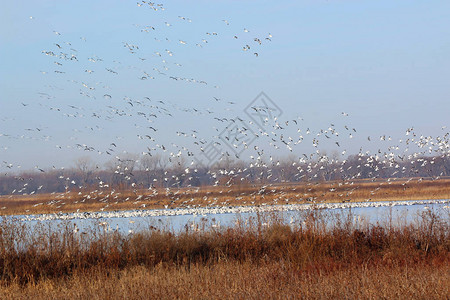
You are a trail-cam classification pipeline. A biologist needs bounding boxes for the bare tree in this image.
[105,154,138,188]
[139,154,162,187]
[278,154,297,182]
[74,156,96,187]
[169,155,186,187]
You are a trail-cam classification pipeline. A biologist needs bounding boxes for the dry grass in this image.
[1,261,448,300]
[1,177,450,216]
[0,208,448,298]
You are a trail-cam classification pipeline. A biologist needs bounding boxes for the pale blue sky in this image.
[1,0,449,170]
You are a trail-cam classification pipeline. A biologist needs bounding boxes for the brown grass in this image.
[1,261,448,300]
[1,177,450,216]
[0,208,448,298]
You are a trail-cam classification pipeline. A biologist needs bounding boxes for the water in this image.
[3,199,448,234]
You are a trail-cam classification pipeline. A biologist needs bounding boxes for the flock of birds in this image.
[1,1,449,216]
[22,199,448,224]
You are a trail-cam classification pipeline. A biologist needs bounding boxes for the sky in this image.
[1,0,449,171]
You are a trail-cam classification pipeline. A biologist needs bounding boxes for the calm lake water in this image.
[5,199,448,234]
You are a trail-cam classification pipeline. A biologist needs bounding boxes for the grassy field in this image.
[1,177,450,216]
[0,208,448,299]
[1,261,448,299]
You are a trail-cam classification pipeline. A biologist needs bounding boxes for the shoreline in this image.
[1,177,450,217]
[16,198,449,222]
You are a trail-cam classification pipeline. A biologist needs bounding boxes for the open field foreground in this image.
[1,178,450,216]
[0,209,448,299]
[1,261,448,300]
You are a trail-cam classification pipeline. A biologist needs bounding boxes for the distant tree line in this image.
[0,152,449,196]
